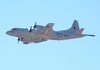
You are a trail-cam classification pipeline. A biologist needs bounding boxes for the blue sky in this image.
[0,0,100,70]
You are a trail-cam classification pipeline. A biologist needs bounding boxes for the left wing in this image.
[26,23,54,43]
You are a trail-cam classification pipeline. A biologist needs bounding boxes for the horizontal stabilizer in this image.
[74,28,84,34]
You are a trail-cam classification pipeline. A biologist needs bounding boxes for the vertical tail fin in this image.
[66,20,80,33]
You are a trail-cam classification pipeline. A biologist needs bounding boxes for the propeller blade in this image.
[34,22,36,28]
[17,37,20,44]
[18,40,19,44]
[30,26,32,29]
[29,26,32,33]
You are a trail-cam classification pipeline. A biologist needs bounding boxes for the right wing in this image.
[28,23,54,43]
[38,23,54,39]
[32,38,47,43]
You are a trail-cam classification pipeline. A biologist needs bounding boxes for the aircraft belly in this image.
[30,38,47,43]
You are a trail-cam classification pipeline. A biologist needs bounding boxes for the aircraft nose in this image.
[6,31,11,35]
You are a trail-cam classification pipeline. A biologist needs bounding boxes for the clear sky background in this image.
[0,0,100,70]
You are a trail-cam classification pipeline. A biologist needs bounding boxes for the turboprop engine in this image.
[34,25,44,30]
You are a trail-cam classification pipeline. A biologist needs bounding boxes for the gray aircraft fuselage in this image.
[6,20,95,44]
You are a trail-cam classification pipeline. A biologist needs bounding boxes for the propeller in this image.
[29,22,37,33]
[17,37,23,44]
[33,22,37,29]
[29,26,32,33]
[17,37,20,44]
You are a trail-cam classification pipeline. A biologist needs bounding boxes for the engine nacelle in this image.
[35,25,44,30]
[20,38,26,42]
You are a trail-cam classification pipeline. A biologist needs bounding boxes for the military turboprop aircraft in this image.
[6,20,95,44]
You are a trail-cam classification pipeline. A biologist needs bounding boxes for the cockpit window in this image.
[11,28,17,30]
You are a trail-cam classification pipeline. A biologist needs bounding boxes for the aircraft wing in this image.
[25,23,54,43]
[38,23,54,39]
